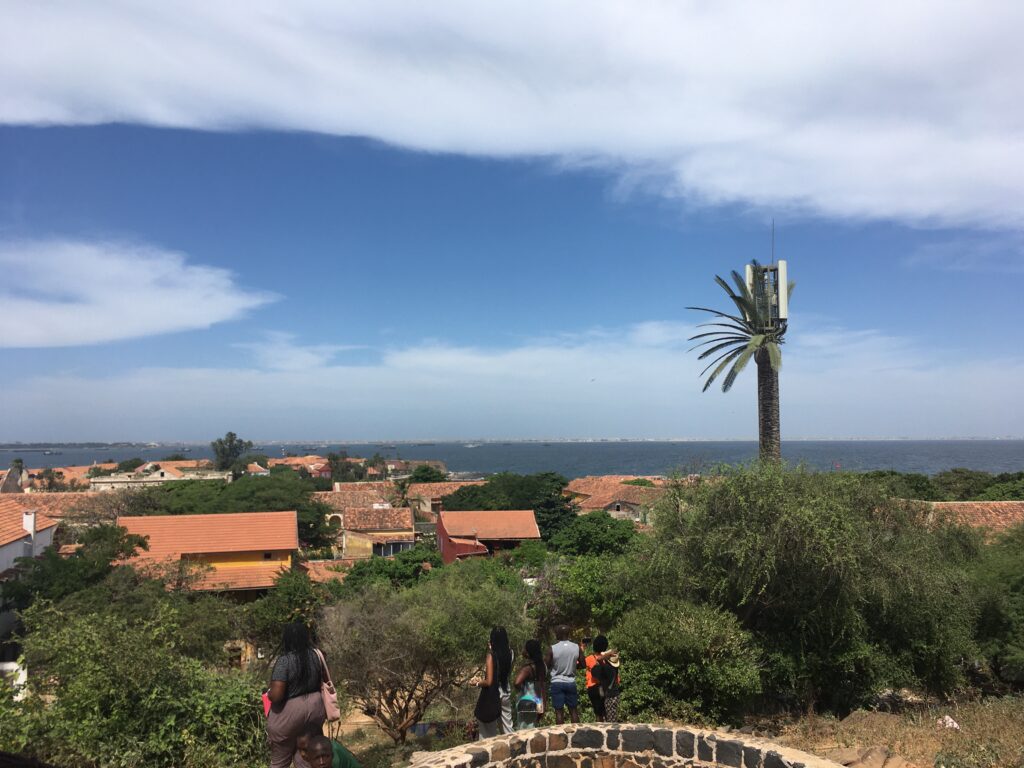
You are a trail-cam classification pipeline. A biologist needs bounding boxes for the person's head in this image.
[524,638,546,680]
[282,622,312,654]
[555,625,570,641]
[593,635,609,653]
[306,735,334,768]
[490,626,512,689]
[296,726,325,762]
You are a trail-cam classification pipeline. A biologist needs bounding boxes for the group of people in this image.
[472,624,621,738]
[264,621,623,768]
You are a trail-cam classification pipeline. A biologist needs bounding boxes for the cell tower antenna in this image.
[771,218,775,264]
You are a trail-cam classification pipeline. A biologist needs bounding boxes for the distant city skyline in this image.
[1,2,1022,441]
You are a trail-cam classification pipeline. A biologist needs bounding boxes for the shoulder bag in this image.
[313,648,342,722]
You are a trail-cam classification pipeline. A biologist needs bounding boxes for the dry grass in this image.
[776,697,1024,767]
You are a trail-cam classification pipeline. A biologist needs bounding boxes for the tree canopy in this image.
[441,472,576,540]
[210,431,254,471]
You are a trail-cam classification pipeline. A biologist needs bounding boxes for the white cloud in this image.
[2,2,1023,227]
[3,320,1022,441]
[236,331,363,371]
[0,239,275,347]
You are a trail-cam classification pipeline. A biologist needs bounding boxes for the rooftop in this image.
[118,510,298,559]
[439,510,541,541]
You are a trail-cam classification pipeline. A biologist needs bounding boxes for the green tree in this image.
[328,452,368,483]
[862,470,942,500]
[406,464,447,483]
[977,476,1024,501]
[210,431,254,471]
[933,467,995,500]
[245,570,330,649]
[688,263,794,462]
[972,524,1024,682]
[614,599,762,723]
[548,510,637,556]
[622,478,656,487]
[117,457,145,472]
[441,472,576,540]
[338,544,442,596]
[656,463,980,711]
[161,453,189,461]
[320,559,529,743]
[1,525,147,611]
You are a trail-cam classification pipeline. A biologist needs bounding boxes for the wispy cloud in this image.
[236,331,363,371]
[4,321,1022,440]
[2,2,1022,227]
[906,235,1024,274]
[0,239,275,347]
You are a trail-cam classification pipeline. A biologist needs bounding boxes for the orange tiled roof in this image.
[0,498,59,547]
[406,481,485,501]
[312,484,397,511]
[193,562,288,591]
[118,511,298,560]
[439,510,541,541]
[930,501,1024,535]
[343,507,414,532]
[247,463,269,473]
[576,483,666,512]
[27,463,116,488]
[268,455,329,468]
[0,491,99,519]
[301,559,357,584]
[566,475,665,498]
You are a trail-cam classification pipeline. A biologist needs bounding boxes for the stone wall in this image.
[409,724,842,768]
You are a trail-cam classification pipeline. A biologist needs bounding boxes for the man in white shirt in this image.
[545,625,584,724]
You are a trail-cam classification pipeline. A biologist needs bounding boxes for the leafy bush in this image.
[11,601,264,768]
[976,477,1024,501]
[972,524,1024,683]
[656,463,980,712]
[861,470,943,500]
[501,538,548,570]
[337,544,442,596]
[613,599,762,723]
[933,468,996,501]
[548,510,637,556]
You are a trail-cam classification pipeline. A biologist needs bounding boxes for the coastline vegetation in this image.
[0,463,1022,767]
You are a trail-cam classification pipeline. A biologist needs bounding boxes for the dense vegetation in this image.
[2,463,1023,768]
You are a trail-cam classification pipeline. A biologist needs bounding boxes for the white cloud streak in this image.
[236,332,363,371]
[0,239,275,347]
[4,320,1021,441]
[2,1,1023,227]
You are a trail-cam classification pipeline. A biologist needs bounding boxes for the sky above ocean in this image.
[1,2,1022,442]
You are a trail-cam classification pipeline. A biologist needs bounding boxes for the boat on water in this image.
[464,443,481,448]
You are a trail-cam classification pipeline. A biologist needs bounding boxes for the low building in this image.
[268,455,332,478]
[340,507,416,558]
[566,475,668,522]
[313,483,399,515]
[406,480,486,520]
[90,464,232,492]
[436,510,541,564]
[1,499,60,644]
[117,510,298,593]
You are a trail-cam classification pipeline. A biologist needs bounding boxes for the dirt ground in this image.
[775,697,1024,768]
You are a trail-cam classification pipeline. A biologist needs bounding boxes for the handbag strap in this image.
[313,647,333,686]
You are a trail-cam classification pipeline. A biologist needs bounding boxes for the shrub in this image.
[613,599,762,723]
[972,524,1024,683]
[548,510,638,556]
[655,463,980,712]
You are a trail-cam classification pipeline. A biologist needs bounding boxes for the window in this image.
[263,552,273,560]
[614,503,621,512]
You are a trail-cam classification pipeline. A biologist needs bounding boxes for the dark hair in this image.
[307,735,332,754]
[555,624,570,641]
[524,639,546,683]
[283,622,314,692]
[593,635,609,653]
[490,626,513,693]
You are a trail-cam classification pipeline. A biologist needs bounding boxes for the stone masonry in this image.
[409,724,843,768]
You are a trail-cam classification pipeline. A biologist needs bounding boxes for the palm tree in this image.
[687,263,793,462]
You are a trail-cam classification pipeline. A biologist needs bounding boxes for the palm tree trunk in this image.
[756,348,781,462]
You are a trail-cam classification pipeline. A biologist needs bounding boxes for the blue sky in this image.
[1,2,1022,441]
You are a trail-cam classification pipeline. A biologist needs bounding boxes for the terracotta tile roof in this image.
[301,559,357,584]
[193,562,288,591]
[268,455,329,468]
[0,491,99,519]
[247,463,269,473]
[566,475,665,498]
[312,484,398,511]
[576,484,666,512]
[118,511,298,560]
[439,510,541,541]
[930,501,1024,535]
[0,498,59,547]
[27,464,116,488]
[449,537,489,559]
[366,531,416,543]
[343,507,414,532]
[406,481,486,501]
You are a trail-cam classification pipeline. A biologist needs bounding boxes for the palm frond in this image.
[685,306,748,326]
[688,330,750,343]
[700,343,748,377]
[695,338,749,361]
[693,320,754,335]
[766,342,782,371]
[702,348,744,391]
[721,343,758,392]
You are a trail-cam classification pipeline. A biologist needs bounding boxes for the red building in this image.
[436,509,541,564]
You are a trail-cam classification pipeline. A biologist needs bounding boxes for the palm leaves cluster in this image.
[687,264,794,392]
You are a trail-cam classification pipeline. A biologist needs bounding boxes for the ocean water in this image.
[4,440,1023,478]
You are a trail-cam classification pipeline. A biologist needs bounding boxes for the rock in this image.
[825,747,864,765]
[849,746,889,768]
